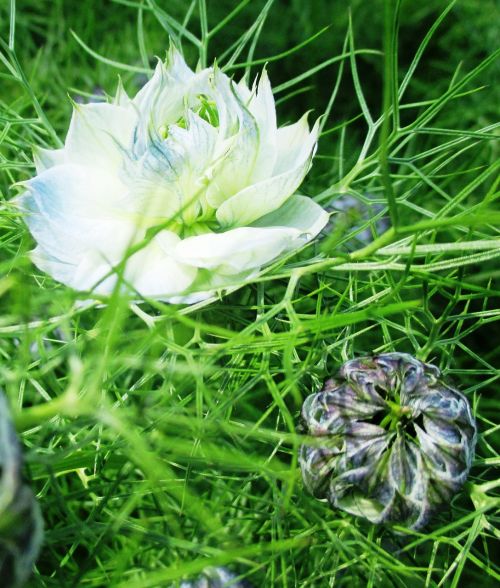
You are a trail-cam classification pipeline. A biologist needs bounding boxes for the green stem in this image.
[13,389,87,431]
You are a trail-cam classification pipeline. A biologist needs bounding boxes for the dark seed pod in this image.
[179,567,252,587]
[299,353,476,530]
[0,391,43,587]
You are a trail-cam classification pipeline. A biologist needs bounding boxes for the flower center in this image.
[151,94,222,235]
[159,94,220,139]
[381,400,412,431]
[196,94,219,127]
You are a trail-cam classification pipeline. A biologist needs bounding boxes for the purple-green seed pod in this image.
[0,391,43,588]
[299,353,476,530]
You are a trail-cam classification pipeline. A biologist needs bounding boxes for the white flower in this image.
[18,47,329,303]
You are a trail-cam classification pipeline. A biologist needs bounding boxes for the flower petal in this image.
[30,247,78,286]
[131,48,210,157]
[215,156,315,228]
[64,251,116,293]
[238,70,278,182]
[33,147,66,173]
[274,114,319,175]
[113,77,132,107]
[133,47,195,112]
[19,164,138,264]
[32,231,197,299]
[65,102,137,170]
[30,246,118,294]
[124,232,197,297]
[175,226,303,274]
[22,163,127,218]
[123,111,221,222]
[251,194,329,238]
[204,70,260,208]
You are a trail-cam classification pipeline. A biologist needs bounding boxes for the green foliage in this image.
[0,0,498,586]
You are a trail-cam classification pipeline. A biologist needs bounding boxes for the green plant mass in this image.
[0,0,498,586]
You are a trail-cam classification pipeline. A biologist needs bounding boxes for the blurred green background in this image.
[1,0,498,130]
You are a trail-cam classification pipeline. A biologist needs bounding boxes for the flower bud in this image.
[299,353,476,530]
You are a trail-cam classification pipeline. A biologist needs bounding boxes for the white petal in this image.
[235,76,252,102]
[33,147,66,173]
[242,70,278,182]
[210,68,247,138]
[165,265,259,303]
[31,247,117,294]
[131,49,210,157]
[124,232,197,297]
[133,47,194,111]
[274,114,319,175]
[175,226,303,274]
[132,61,186,155]
[71,251,117,293]
[251,194,329,238]
[113,78,132,107]
[204,70,259,208]
[123,112,220,222]
[64,102,136,170]
[23,163,126,217]
[32,230,197,299]
[165,290,214,305]
[19,164,139,264]
[31,247,77,285]
[215,156,314,228]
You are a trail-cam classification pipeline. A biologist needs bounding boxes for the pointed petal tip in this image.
[114,76,132,106]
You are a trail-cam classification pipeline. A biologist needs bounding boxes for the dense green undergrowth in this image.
[0,0,498,586]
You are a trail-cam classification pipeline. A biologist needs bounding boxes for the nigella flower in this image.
[299,353,476,530]
[17,47,328,303]
[0,391,43,587]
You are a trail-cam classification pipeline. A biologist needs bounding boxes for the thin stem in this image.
[198,0,208,67]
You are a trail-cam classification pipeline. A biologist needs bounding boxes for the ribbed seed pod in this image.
[0,391,43,588]
[299,353,476,530]
[179,567,252,587]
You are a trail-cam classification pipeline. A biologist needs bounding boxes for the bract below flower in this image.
[18,47,328,303]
